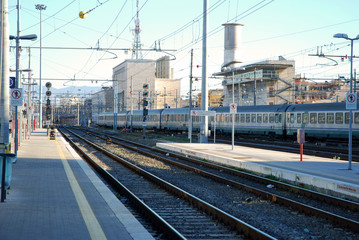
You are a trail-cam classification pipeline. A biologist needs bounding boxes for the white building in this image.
[112,57,181,111]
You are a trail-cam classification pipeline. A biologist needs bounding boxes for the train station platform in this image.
[0,129,154,240]
[157,142,359,201]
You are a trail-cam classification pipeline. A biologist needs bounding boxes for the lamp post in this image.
[333,33,359,170]
[35,4,46,128]
[224,67,245,150]
[10,0,37,153]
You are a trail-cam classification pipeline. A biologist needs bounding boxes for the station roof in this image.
[213,59,295,77]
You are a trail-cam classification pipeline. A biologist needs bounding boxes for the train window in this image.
[235,114,240,123]
[246,114,250,123]
[290,113,294,123]
[303,113,309,123]
[251,114,256,123]
[345,112,350,124]
[240,114,245,123]
[297,113,301,123]
[224,114,228,123]
[185,115,188,122]
[221,114,224,122]
[269,113,274,123]
[327,113,334,124]
[257,114,262,123]
[263,114,268,123]
[310,113,317,124]
[274,114,280,123]
[216,114,220,122]
[355,112,359,124]
[318,113,325,124]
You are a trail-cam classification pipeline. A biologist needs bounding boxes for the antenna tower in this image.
[132,0,142,59]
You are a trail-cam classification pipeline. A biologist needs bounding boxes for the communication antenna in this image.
[132,0,143,59]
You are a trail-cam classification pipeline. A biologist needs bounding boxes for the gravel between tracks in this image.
[78,130,359,240]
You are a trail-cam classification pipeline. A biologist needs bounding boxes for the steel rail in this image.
[81,128,359,233]
[63,127,276,240]
[58,128,186,240]
[87,128,359,212]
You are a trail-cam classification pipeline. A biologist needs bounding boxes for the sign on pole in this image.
[230,103,237,113]
[346,92,357,110]
[10,88,23,106]
[9,77,16,89]
[191,110,216,116]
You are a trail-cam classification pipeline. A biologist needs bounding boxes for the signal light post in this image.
[45,82,52,135]
[142,83,149,139]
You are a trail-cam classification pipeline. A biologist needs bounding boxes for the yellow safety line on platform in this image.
[55,139,107,240]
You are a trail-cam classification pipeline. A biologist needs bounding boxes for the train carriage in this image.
[97,112,114,127]
[286,102,359,139]
[161,108,191,132]
[161,107,218,132]
[212,105,289,136]
[130,109,163,130]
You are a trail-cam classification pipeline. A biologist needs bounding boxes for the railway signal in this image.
[45,82,52,129]
[142,83,150,139]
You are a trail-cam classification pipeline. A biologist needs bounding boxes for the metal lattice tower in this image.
[132,0,142,59]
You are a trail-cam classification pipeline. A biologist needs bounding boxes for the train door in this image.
[282,105,291,138]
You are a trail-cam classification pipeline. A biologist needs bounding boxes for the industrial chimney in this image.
[222,23,244,70]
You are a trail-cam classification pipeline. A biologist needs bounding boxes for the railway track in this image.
[66,127,359,239]
[59,127,274,240]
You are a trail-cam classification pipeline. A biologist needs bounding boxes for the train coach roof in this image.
[162,107,216,114]
[286,102,350,112]
[213,105,289,113]
[132,109,164,115]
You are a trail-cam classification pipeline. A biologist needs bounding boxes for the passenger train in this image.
[95,102,359,140]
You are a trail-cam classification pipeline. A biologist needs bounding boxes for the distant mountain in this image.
[47,86,103,97]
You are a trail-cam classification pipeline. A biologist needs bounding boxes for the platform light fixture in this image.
[35,4,46,128]
[333,33,359,170]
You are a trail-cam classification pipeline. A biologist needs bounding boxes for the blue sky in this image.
[8,0,359,95]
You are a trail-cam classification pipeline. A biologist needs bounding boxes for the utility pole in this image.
[0,0,10,153]
[254,67,257,106]
[188,49,193,142]
[14,0,20,153]
[130,77,133,131]
[200,0,209,143]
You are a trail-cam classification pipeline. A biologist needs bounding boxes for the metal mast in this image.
[132,0,142,59]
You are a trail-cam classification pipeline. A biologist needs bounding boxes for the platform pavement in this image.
[0,129,154,240]
[157,142,359,201]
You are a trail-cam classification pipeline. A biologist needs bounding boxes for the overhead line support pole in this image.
[200,0,209,143]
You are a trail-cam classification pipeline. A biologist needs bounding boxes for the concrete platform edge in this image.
[157,143,359,201]
[59,133,154,240]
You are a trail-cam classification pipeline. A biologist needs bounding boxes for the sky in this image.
[7,0,359,97]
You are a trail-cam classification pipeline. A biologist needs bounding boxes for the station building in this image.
[91,87,114,123]
[214,23,295,106]
[214,58,295,106]
[112,56,181,111]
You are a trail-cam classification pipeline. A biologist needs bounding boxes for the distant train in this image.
[95,102,359,140]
